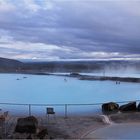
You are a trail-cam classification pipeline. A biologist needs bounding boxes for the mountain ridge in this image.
[0,57,140,73]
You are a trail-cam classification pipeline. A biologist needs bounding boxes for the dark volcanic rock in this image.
[70,72,80,76]
[102,102,119,114]
[37,129,48,139]
[137,103,140,111]
[119,102,137,112]
[26,134,32,139]
[15,116,38,134]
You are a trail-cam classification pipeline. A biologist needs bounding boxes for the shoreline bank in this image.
[1,71,140,83]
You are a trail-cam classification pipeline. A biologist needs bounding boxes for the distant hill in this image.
[22,60,140,73]
[0,57,140,73]
[0,57,23,72]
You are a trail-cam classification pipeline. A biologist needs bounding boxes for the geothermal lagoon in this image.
[0,73,140,116]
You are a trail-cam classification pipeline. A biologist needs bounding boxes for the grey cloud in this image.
[0,0,140,60]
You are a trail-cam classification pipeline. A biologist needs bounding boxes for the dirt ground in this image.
[39,115,106,139]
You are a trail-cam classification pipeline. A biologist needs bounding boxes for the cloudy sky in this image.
[0,0,140,61]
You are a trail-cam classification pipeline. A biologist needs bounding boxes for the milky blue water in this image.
[0,74,140,116]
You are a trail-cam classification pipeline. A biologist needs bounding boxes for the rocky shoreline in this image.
[19,72,140,83]
[78,75,140,83]
[1,69,140,83]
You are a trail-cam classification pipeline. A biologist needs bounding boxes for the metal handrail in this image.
[0,99,140,106]
[0,99,140,118]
